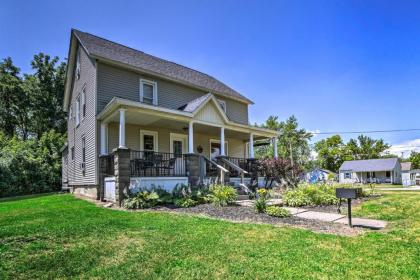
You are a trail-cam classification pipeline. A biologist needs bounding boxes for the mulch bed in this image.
[157,204,365,236]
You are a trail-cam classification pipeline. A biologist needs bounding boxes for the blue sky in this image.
[1,0,420,155]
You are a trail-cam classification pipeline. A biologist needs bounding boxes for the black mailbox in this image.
[336,188,362,199]
[336,187,362,228]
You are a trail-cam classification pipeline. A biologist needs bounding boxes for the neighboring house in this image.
[305,169,336,183]
[401,162,420,186]
[339,158,402,184]
[61,29,278,203]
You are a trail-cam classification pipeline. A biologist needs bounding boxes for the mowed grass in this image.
[0,193,419,279]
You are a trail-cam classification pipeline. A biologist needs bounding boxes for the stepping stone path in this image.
[236,200,387,230]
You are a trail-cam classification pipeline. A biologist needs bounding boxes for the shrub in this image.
[174,198,198,208]
[254,188,271,213]
[209,185,237,207]
[283,183,339,207]
[258,157,303,188]
[266,206,291,218]
[172,184,209,204]
[123,190,160,209]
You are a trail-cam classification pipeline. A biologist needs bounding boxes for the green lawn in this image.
[0,193,419,279]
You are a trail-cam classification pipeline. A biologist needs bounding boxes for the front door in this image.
[170,133,187,175]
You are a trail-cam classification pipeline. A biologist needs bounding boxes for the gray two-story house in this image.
[62,29,278,204]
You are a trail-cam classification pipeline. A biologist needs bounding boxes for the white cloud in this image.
[386,139,420,158]
[309,129,321,135]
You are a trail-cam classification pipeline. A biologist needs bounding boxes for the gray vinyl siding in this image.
[97,62,249,125]
[66,44,97,186]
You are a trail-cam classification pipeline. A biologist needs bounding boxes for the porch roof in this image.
[97,97,279,138]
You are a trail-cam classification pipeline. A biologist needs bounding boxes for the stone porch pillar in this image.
[114,147,130,206]
[185,153,201,186]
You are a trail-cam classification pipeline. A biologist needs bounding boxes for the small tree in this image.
[258,157,302,188]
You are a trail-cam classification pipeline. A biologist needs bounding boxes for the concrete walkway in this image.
[283,207,387,229]
[377,186,420,191]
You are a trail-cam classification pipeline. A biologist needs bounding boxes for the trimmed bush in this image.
[283,183,339,207]
[174,198,198,208]
[266,206,291,218]
[123,190,160,209]
[209,185,237,207]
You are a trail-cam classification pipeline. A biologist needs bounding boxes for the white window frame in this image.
[169,133,188,155]
[75,95,81,126]
[344,172,352,179]
[139,79,158,105]
[140,130,159,152]
[76,48,81,80]
[217,99,227,113]
[209,139,228,158]
[69,104,73,121]
[81,85,86,120]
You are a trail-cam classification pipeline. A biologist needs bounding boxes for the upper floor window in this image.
[75,95,81,126]
[81,86,86,119]
[140,79,157,105]
[81,136,86,175]
[69,104,73,121]
[76,48,81,80]
[217,99,227,113]
[71,146,75,160]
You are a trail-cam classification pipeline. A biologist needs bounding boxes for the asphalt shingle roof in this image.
[339,158,399,172]
[73,29,253,104]
[178,93,212,112]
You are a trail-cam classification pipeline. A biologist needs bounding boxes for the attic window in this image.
[140,79,157,105]
[217,99,226,112]
[76,48,81,80]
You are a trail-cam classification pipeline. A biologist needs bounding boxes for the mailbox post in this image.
[336,188,362,228]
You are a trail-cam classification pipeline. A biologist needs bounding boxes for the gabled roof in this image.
[70,29,253,105]
[401,162,412,171]
[178,93,230,123]
[178,93,213,112]
[339,158,400,172]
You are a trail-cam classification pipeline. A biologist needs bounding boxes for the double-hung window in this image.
[81,136,86,174]
[69,104,73,121]
[344,172,352,179]
[81,86,86,119]
[75,95,81,126]
[217,99,227,113]
[140,79,157,105]
[76,48,81,80]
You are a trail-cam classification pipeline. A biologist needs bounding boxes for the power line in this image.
[312,128,420,135]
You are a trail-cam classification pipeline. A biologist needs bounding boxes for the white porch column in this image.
[100,122,108,155]
[249,133,254,158]
[119,108,127,149]
[220,127,225,156]
[273,137,278,159]
[188,121,194,153]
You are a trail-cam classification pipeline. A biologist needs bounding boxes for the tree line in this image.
[0,54,66,197]
[256,115,420,173]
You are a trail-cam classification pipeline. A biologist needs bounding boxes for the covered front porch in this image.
[97,97,278,202]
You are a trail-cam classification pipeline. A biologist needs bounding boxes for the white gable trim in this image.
[191,94,230,124]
